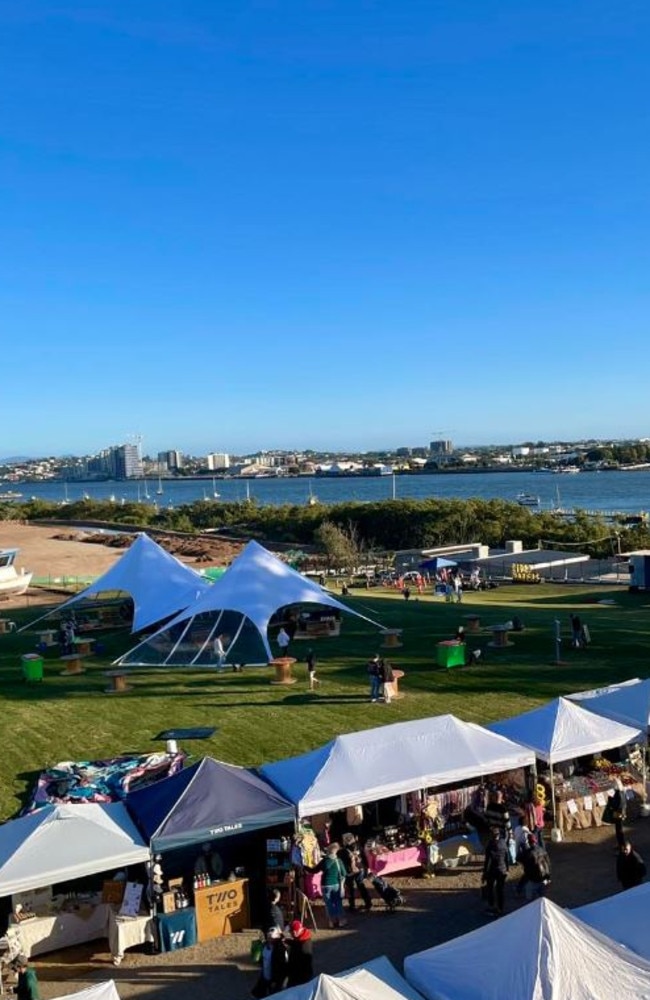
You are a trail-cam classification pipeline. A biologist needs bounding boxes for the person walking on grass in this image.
[306,649,320,690]
[378,658,395,704]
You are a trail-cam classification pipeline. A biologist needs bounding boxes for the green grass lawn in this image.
[2,581,650,821]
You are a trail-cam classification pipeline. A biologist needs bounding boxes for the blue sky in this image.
[1,1,649,456]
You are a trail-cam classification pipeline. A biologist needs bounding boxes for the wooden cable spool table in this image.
[381,628,403,649]
[488,626,513,649]
[104,669,132,694]
[269,657,297,685]
[59,654,87,676]
[463,614,481,632]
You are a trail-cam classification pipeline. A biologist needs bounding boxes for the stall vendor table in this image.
[436,641,465,669]
[107,911,155,965]
[555,780,645,835]
[194,878,249,940]
[366,845,426,876]
[13,904,155,962]
[156,908,197,953]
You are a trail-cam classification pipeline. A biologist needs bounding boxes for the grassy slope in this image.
[2,582,649,820]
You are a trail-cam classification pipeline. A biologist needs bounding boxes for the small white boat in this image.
[0,490,23,501]
[0,548,32,596]
[156,475,164,495]
[516,491,540,507]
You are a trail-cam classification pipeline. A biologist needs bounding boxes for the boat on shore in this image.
[0,548,33,596]
[516,491,540,507]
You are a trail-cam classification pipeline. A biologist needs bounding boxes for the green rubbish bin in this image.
[21,653,44,682]
[436,641,466,669]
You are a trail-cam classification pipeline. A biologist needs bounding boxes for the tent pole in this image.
[224,613,247,662]
[550,761,557,832]
[164,615,196,665]
[189,609,225,665]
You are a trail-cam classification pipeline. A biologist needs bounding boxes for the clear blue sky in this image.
[2,1,649,457]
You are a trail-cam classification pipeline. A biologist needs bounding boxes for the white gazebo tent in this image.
[57,984,122,1000]
[21,533,211,634]
[0,803,150,897]
[116,539,382,667]
[261,714,535,818]
[567,678,650,731]
[404,897,650,1000]
[488,697,643,828]
[573,883,650,961]
[274,955,426,1000]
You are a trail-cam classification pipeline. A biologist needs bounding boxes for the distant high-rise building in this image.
[119,443,143,479]
[207,452,230,470]
[429,439,453,455]
[158,450,183,470]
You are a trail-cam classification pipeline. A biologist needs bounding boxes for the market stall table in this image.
[270,657,297,686]
[366,845,426,876]
[107,910,155,965]
[194,878,250,940]
[12,902,111,958]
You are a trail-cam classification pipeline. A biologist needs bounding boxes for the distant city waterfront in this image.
[3,470,650,514]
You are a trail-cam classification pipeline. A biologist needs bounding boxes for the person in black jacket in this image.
[339,833,372,912]
[517,834,551,900]
[617,841,647,890]
[482,827,509,916]
[264,888,285,934]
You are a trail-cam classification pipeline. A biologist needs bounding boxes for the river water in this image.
[3,470,650,513]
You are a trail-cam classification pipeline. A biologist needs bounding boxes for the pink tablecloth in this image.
[303,872,322,900]
[367,845,425,875]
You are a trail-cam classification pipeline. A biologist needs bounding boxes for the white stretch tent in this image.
[566,678,650,731]
[117,539,382,666]
[261,714,535,818]
[0,803,150,896]
[22,533,211,634]
[488,697,642,826]
[404,897,650,1000]
[573,884,650,961]
[274,956,425,1000]
[57,984,122,1000]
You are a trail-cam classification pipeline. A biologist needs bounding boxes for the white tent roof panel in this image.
[404,898,650,1000]
[49,533,211,633]
[274,956,425,1000]
[0,803,150,897]
[261,714,535,817]
[57,984,122,1000]
[487,697,642,764]
[573,883,650,961]
[119,539,382,664]
[566,678,650,731]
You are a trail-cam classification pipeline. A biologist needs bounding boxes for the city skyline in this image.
[2,2,649,454]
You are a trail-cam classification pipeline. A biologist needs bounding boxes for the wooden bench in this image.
[59,654,87,676]
[104,669,132,694]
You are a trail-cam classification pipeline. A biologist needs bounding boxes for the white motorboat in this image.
[0,548,33,596]
[0,490,23,501]
[516,491,541,507]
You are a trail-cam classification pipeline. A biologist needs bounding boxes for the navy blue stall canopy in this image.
[125,757,295,851]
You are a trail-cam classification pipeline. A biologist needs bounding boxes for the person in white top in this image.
[213,633,227,671]
[277,627,291,655]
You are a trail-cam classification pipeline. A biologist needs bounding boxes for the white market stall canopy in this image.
[0,803,150,897]
[573,883,650,962]
[117,539,383,666]
[566,678,650,732]
[404,897,650,1000]
[274,956,426,1000]
[23,533,211,634]
[57,984,122,1000]
[260,714,535,818]
[487,696,643,765]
